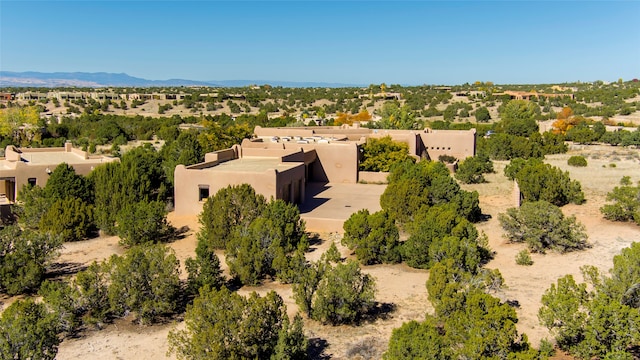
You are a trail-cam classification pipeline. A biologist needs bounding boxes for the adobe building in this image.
[174,126,476,216]
[496,90,574,101]
[0,142,118,204]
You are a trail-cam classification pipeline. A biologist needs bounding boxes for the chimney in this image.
[64,141,72,152]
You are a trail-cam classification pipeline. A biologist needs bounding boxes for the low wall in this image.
[204,148,236,162]
[358,171,389,184]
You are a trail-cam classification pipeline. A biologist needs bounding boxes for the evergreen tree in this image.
[0,298,61,360]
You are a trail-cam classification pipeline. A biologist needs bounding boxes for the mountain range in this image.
[0,71,361,88]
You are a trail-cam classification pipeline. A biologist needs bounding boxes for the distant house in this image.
[495,90,574,101]
[0,142,118,204]
[0,93,15,101]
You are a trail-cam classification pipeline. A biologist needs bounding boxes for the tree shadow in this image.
[307,232,323,247]
[361,301,397,323]
[158,225,190,243]
[46,262,88,279]
[308,337,331,360]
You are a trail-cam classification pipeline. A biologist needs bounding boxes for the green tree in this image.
[454,155,494,184]
[402,204,483,270]
[380,160,481,225]
[600,177,640,224]
[0,226,62,295]
[272,314,308,360]
[499,201,589,253]
[293,257,331,318]
[197,184,266,250]
[16,184,53,230]
[185,245,225,295]
[168,287,304,360]
[384,318,451,359]
[115,200,173,247]
[497,99,540,137]
[359,136,414,172]
[225,199,307,285]
[506,158,584,206]
[107,244,181,323]
[474,106,491,122]
[342,209,401,265]
[91,144,169,234]
[160,131,203,184]
[539,247,640,359]
[378,102,417,129]
[403,257,534,359]
[39,280,83,335]
[44,162,93,203]
[39,197,95,242]
[312,260,376,325]
[73,261,111,325]
[0,298,61,360]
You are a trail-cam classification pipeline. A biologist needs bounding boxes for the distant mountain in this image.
[0,71,217,87]
[212,79,363,88]
[0,71,361,88]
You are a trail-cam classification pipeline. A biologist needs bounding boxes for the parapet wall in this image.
[204,147,237,163]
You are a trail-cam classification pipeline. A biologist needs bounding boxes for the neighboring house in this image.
[0,142,118,204]
[174,126,476,215]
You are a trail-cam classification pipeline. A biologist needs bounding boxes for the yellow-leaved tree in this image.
[0,106,42,145]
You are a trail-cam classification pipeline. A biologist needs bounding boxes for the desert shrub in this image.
[168,287,307,360]
[342,209,401,265]
[515,249,533,266]
[225,199,308,285]
[568,155,588,167]
[438,154,457,164]
[0,226,62,295]
[293,258,376,326]
[312,260,376,325]
[539,243,640,358]
[600,176,640,224]
[0,298,61,360]
[454,155,494,184]
[499,201,589,253]
[380,160,481,225]
[39,197,95,242]
[115,200,173,247]
[505,158,585,206]
[197,184,266,250]
[107,244,181,323]
[402,204,487,271]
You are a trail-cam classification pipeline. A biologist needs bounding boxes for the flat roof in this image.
[17,152,108,165]
[202,156,301,173]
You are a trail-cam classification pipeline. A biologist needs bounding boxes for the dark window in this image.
[27,178,37,186]
[199,185,209,201]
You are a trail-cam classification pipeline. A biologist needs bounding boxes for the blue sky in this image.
[1,1,638,85]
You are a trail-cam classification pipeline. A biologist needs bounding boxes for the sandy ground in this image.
[13,144,640,359]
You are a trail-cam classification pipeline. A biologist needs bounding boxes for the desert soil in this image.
[17,144,640,359]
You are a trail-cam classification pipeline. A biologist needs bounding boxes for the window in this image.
[27,178,37,187]
[198,185,210,201]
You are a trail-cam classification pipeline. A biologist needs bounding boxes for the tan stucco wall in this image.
[419,129,476,160]
[358,171,390,184]
[0,144,117,201]
[283,142,359,183]
[174,162,306,216]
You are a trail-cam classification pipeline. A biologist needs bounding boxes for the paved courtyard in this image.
[299,182,387,232]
